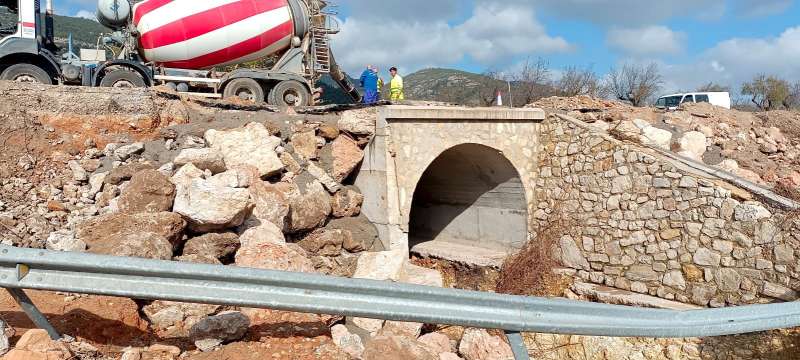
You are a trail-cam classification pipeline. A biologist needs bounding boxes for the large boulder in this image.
[3,329,72,360]
[286,179,332,233]
[238,221,286,248]
[248,180,294,230]
[90,231,174,260]
[204,122,283,177]
[418,332,455,355]
[173,148,226,174]
[353,249,406,281]
[324,134,364,182]
[182,232,240,260]
[206,166,258,189]
[117,170,176,214]
[458,328,514,360]
[104,162,154,185]
[173,178,254,232]
[326,215,381,252]
[331,324,365,358]
[676,131,707,160]
[143,300,220,337]
[639,126,673,150]
[189,311,250,352]
[77,212,186,252]
[170,163,207,188]
[331,187,364,218]
[45,230,86,252]
[235,242,314,273]
[338,108,376,136]
[361,334,437,360]
[290,130,319,160]
[297,228,350,256]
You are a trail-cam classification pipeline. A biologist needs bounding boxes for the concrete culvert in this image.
[409,143,527,255]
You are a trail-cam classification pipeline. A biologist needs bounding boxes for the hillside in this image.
[0,8,108,49]
[404,68,507,106]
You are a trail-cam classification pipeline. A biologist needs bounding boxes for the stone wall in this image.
[535,115,800,306]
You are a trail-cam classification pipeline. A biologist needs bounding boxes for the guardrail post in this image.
[6,288,61,340]
[505,331,530,360]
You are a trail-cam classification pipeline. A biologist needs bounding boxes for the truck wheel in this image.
[269,80,311,107]
[223,78,265,103]
[0,64,53,84]
[100,69,146,88]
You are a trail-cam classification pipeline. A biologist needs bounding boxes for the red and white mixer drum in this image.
[132,0,297,69]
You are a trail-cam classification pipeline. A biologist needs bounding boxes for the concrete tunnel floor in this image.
[408,143,528,268]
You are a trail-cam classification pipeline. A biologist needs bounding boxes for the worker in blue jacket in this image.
[360,65,379,104]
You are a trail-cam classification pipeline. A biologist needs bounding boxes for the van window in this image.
[664,96,682,107]
[656,98,666,107]
[682,95,694,104]
[696,94,710,103]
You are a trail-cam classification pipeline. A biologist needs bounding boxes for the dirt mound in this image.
[534,95,800,193]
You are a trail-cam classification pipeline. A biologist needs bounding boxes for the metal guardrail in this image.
[1,245,800,360]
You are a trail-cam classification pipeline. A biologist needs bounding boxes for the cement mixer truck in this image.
[0,0,360,106]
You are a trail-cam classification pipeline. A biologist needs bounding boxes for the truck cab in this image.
[0,0,63,84]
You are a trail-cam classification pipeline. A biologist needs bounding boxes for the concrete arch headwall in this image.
[354,106,545,254]
[408,143,528,251]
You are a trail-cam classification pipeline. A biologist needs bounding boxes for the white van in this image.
[655,92,731,110]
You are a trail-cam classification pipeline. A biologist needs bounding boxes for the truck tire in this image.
[0,64,53,84]
[223,78,265,103]
[100,69,146,88]
[268,80,311,107]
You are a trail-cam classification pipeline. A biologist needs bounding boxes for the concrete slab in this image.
[380,105,546,122]
[571,282,701,311]
[411,240,513,269]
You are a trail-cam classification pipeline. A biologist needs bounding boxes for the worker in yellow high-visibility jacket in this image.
[389,67,404,101]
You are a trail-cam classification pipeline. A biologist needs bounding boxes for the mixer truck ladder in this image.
[311,29,331,74]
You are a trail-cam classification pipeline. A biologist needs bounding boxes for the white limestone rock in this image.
[676,131,707,160]
[173,178,253,232]
[173,148,226,174]
[204,122,283,177]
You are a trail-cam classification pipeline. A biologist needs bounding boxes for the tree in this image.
[556,65,605,98]
[606,62,663,107]
[476,68,505,107]
[511,57,553,105]
[785,81,800,109]
[741,74,790,111]
[697,82,731,93]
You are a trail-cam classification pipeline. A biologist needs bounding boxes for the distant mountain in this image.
[318,68,536,106]
[1,7,109,50]
[403,68,508,106]
[52,13,109,49]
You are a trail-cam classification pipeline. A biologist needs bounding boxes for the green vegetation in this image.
[1,7,109,50]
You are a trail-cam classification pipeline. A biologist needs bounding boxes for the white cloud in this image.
[331,3,571,74]
[526,0,727,25]
[661,26,800,92]
[733,0,793,17]
[607,26,686,56]
[74,10,95,20]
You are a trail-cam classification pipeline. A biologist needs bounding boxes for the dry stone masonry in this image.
[535,114,800,306]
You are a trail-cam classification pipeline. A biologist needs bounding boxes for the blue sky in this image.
[58,0,800,93]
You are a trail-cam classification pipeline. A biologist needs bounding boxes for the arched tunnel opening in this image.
[408,144,528,254]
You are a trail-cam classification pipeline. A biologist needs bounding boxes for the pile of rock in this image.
[535,97,800,192]
[3,108,381,353]
[330,252,513,360]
